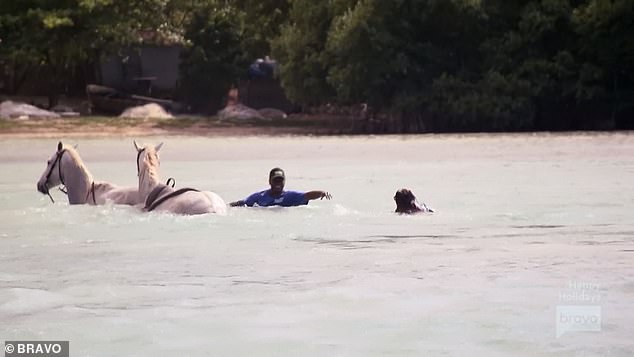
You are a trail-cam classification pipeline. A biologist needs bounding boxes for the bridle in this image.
[136,148,145,176]
[43,150,67,203]
[43,149,96,205]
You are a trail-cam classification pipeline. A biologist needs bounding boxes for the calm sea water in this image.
[0,134,633,356]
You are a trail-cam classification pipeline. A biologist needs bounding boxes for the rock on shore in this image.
[0,101,61,119]
[217,104,268,122]
[258,108,287,120]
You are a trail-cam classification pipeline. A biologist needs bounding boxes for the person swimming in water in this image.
[394,188,433,214]
[230,167,332,207]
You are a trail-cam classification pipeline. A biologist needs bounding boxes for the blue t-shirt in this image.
[244,190,308,207]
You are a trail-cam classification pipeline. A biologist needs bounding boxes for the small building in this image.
[99,45,182,97]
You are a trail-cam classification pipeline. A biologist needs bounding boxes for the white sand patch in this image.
[119,103,173,119]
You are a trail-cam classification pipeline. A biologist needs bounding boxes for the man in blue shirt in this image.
[230,167,332,207]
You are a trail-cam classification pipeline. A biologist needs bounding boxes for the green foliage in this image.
[271,0,340,105]
[0,0,177,103]
[2,0,631,130]
[326,1,482,101]
[432,71,535,130]
[234,0,290,60]
[268,0,634,131]
[573,0,634,120]
[322,0,491,129]
[179,3,246,113]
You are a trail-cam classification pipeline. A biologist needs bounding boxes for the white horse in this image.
[134,141,227,215]
[36,141,140,205]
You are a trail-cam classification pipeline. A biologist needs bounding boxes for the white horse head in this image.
[37,141,95,204]
[37,141,65,193]
[134,140,164,200]
[134,140,227,215]
[36,141,140,205]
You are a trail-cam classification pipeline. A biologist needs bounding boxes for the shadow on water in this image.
[365,234,459,239]
[293,234,461,249]
[510,225,566,229]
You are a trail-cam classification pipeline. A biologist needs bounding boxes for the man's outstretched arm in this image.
[304,191,332,201]
[231,192,260,207]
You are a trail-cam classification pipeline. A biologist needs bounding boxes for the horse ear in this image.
[57,141,63,152]
[133,140,141,152]
[155,142,164,152]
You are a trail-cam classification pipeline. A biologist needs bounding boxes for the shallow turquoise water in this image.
[1,134,633,356]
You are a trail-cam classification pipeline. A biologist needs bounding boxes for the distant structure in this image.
[100,46,182,97]
[240,56,294,113]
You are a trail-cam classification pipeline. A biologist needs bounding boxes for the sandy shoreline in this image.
[3,117,632,139]
[0,116,347,138]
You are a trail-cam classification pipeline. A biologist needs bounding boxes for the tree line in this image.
[1,0,632,131]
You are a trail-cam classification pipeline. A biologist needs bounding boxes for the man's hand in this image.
[304,191,332,201]
[320,191,332,200]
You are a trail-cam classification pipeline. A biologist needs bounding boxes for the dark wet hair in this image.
[394,188,421,214]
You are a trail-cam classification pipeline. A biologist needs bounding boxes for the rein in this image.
[145,188,199,212]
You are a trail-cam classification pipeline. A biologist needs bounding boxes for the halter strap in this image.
[43,150,66,203]
[85,181,96,205]
[45,149,66,185]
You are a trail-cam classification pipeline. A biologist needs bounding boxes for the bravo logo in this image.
[556,305,602,338]
[17,343,62,354]
[4,341,68,357]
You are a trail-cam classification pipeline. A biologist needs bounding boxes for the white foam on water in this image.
[0,288,68,316]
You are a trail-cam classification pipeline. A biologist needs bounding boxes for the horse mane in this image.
[139,144,162,186]
[63,146,92,177]
[141,145,160,170]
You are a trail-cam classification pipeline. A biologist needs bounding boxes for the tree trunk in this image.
[8,59,30,95]
[47,86,59,109]
[47,67,62,109]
